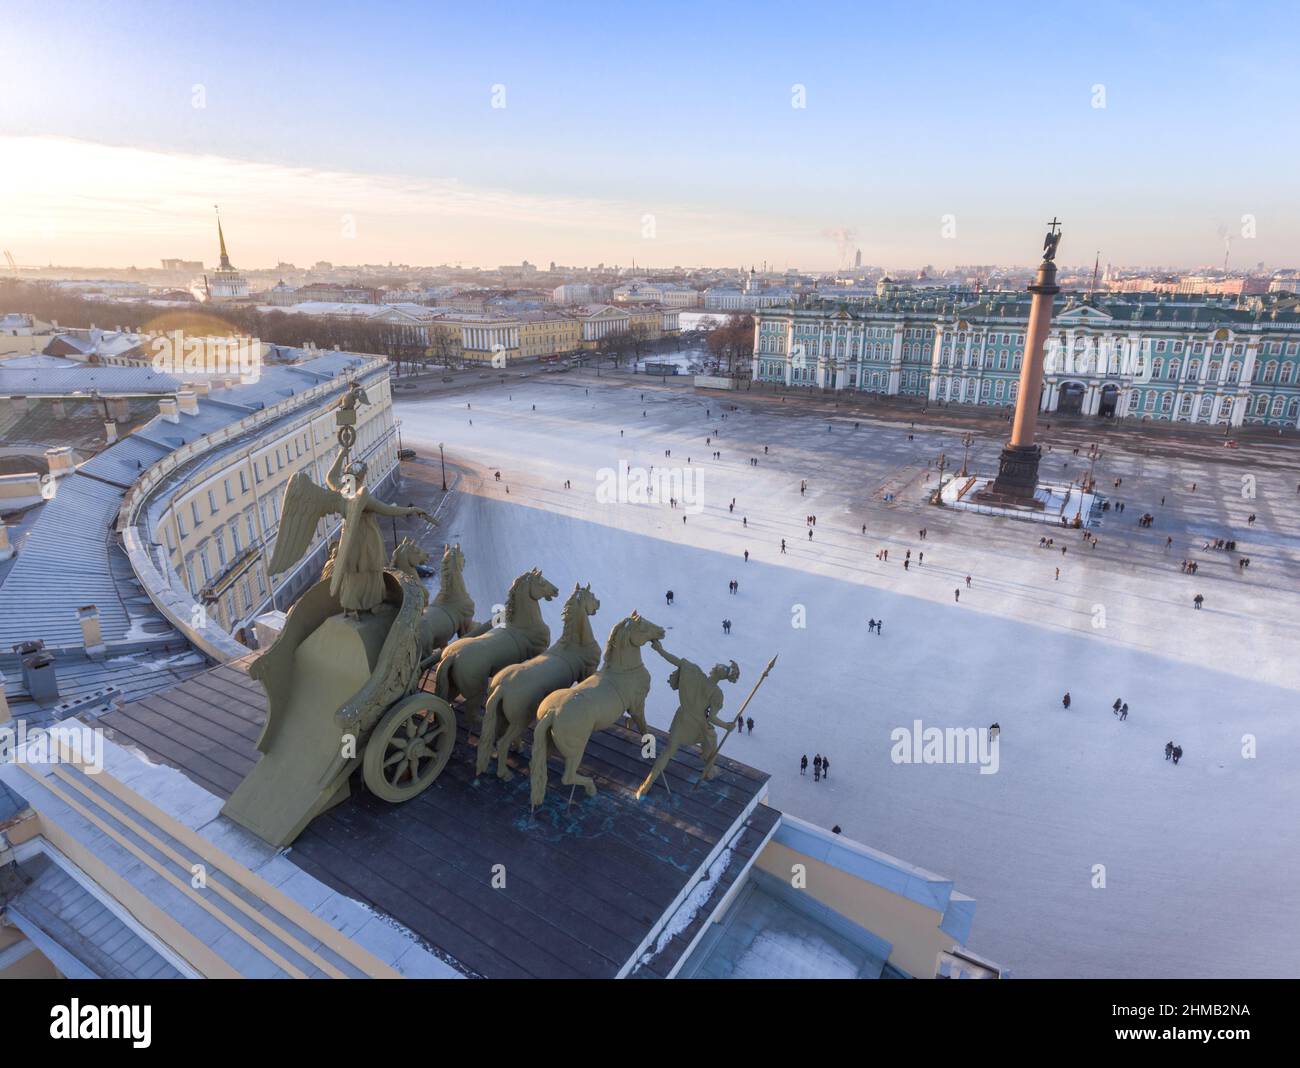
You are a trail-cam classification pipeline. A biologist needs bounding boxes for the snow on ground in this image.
[396,374,1300,978]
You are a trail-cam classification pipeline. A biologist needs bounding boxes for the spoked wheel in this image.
[363,693,457,802]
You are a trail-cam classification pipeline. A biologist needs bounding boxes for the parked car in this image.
[398,448,417,461]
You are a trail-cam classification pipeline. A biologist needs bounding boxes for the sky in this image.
[1,0,1297,271]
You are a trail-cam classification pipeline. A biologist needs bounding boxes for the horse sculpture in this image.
[529,612,665,808]
[475,582,601,780]
[433,568,558,711]
[391,540,483,657]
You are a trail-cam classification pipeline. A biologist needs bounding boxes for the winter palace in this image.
[751,292,1300,428]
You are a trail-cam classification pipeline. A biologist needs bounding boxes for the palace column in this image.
[983,224,1062,501]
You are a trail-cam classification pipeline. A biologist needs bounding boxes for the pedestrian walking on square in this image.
[746,717,753,734]
[800,755,808,775]
[868,618,876,633]
[1193,593,1204,610]
[1120,703,1128,721]
[1165,741,1174,760]
[1172,745,1183,765]
[666,590,674,606]
[954,588,960,602]
[1113,698,1122,714]
[821,756,829,778]
[1062,692,1071,710]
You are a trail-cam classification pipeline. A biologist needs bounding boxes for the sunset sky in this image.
[2,0,1297,271]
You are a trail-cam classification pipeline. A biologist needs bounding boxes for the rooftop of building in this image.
[0,364,184,398]
[0,349,380,658]
[95,658,778,979]
[764,290,1300,326]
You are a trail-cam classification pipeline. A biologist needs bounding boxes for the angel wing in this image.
[267,471,345,576]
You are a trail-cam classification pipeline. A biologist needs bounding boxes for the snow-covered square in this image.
[396,371,1300,978]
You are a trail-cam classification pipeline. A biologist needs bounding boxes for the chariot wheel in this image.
[363,693,457,802]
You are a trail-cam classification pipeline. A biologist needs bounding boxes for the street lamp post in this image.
[439,441,447,492]
[1075,443,1101,525]
[395,418,403,455]
[959,433,974,477]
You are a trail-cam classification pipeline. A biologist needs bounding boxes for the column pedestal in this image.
[976,444,1044,507]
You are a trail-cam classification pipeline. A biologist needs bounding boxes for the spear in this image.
[692,653,778,790]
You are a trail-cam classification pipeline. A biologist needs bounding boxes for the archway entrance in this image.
[1057,382,1085,415]
[1097,384,1120,418]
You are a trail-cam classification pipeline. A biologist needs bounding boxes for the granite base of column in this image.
[974,444,1045,507]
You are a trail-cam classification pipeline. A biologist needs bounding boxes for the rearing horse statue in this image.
[476,582,601,780]
[433,568,558,712]
[529,611,665,808]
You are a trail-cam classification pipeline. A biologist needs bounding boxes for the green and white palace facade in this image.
[751,294,1300,428]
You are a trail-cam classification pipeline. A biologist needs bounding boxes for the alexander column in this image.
[982,219,1062,502]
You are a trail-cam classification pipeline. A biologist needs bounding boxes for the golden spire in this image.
[215,204,232,271]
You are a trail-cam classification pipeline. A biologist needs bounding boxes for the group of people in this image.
[800,753,831,781]
[866,618,885,634]
[1061,693,1186,765]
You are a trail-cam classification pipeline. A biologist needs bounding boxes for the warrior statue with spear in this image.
[634,640,777,799]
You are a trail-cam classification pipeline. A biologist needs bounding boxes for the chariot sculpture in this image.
[220,381,775,846]
[221,396,466,847]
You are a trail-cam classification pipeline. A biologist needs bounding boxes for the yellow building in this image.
[428,312,584,365]
[149,368,396,641]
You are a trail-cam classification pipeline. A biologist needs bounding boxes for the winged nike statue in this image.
[268,448,436,615]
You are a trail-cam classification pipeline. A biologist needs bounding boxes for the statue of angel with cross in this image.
[1042,218,1063,263]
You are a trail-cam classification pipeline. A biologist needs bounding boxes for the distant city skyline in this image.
[3,0,1298,271]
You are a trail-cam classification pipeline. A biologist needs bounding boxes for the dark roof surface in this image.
[101,660,776,978]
